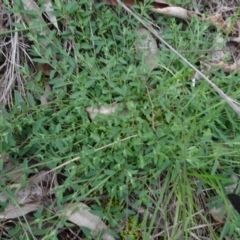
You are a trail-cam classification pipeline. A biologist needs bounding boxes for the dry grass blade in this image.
[0,22,25,107]
[116,0,240,118]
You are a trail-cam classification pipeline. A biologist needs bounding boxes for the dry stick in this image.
[116,0,240,117]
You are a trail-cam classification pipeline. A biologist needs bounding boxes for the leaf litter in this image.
[0,162,116,239]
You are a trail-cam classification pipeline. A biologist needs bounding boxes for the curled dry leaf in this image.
[107,0,238,37]
[43,0,60,32]
[105,0,198,20]
[0,203,41,219]
[63,203,115,240]
[135,28,158,72]
[208,60,240,73]
[106,0,235,35]
[204,14,236,35]
[86,103,119,120]
[151,6,198,20]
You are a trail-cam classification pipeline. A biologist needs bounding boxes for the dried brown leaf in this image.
[63,203,115,240]
[205,14,236,35]
[43,0,60,32]
[135,28,158,72]
[0,203,40,219]
[151,6,198,20]
[208,60,240,73]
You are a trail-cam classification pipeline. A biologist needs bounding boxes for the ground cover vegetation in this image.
[1,0,240,239]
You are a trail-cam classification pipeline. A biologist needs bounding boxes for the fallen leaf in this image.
[63,202,116,240]
[0,203,41,219]
[86,103,119,120]
[105,0,235,35]
[135,28,158,72]
[207,60,240,73]
[151,6,198,20]
[204,14,236,35]
[43,0,60,32]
